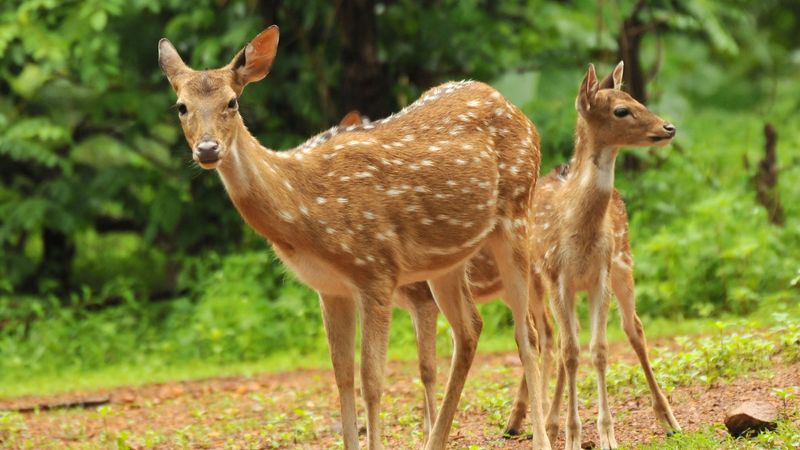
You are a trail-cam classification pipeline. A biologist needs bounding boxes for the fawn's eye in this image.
[227,97,238,109]
[177,103,187,115]
[613,107,629,118]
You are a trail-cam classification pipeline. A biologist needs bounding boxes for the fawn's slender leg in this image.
[358,284,395,450]
[319,294,358,450]
[550,276,581,450]
[409,298,439,444]
[488,231,551,450]
[546,348,566,444]
[424,266,482,450]
[611,264,681,434]
[588,271,618,450]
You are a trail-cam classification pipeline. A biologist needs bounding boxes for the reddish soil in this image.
[1,342,798,449]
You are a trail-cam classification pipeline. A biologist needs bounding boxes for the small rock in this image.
[724,400,778,437]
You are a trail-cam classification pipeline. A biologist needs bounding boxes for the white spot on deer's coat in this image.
[326,227,336,234]
[334,144,345,150]
[278,211,295,222]
[421,159,433,166]
[446,180,457,187]
[355,172,373,178]
[283,180,293,191]
[421,218,433,225]
[455,159,467,165]
[467,99,481,107]
[337,197,349,204]
[363,211,376,220]
[299,205,309,216]
[428,145,441,152]
[387,189,404,196]
[316,197,327,205]
[405,204,420,212]
[414,186,428,193]
[340,176,351,182]
[355,258,366,266]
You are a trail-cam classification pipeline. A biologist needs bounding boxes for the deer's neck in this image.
[563,123,618,233]
[215,122,300,247]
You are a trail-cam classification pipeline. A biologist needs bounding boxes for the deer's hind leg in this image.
[487,228,551,450]
[357,282,396,450]
[402,285,439,445]
[424,265,482,450]
[504,271,554,438]
[611,261,681,434]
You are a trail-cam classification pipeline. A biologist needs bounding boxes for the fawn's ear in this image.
[158,38,190,90]
[576,63,599,116]
[599,60,624,90]
[231,25,280,89]
[339,111,363,127]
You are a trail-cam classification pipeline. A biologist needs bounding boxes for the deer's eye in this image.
[177,103,187,115]
[613,107,629,118]
[227,97,238,109]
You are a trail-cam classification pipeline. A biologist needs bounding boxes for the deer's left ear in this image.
[576,63,599,116]
[230,25,280,89]
[599,60,624,90]
[158,38,190,91]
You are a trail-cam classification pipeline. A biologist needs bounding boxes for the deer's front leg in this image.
[358,284,395,450]
[319,293,358,449]
[588,272,618,450]
[551,278,581,450]
[424,266,482,450]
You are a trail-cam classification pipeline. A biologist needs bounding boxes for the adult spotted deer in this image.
[338,111,555,442]
[158,26,551,450]
[527,62,681,450]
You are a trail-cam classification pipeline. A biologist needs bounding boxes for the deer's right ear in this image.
[231,25,280,89]
[576,63,599,116]
[158,39,189,90]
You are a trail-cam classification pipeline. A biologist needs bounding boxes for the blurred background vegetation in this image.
[0,0,798,391]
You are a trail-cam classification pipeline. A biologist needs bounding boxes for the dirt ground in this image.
[1,342,798,449]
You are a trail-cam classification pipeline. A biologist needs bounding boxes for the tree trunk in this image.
[617,0,648,171]
[39,227,76,294]
[337,0,393,120]
[752,124,785,226]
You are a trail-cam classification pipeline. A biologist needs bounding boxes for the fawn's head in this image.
[158,26,280,169]
[576,61,675,150]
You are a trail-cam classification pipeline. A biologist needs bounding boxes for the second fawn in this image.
[535,62,680,450]
[159,26,552,450]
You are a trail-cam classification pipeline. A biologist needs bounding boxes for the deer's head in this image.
[576,61,675,150]
[158,26,280,169]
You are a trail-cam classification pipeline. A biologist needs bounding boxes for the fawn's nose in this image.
[195,140,220,163]
[663,123,676,137]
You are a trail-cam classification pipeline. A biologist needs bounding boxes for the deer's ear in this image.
[158,38,190,90]
[576,63,599,116]
[339,111,363,127]
[599,60,624,90]
[231,25,280,88]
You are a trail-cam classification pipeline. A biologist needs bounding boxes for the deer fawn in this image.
[524,62,680,450]
[339,110,555,442]
[158,26,552,450]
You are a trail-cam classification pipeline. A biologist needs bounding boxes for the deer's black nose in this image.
[663,123,676,137]
[195,140,220,163]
